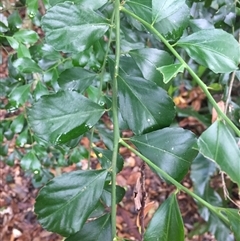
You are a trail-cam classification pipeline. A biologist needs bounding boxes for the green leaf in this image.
[13,29,39,45]
[126,0,189,40]
[49,0,108,10]
[144,194,184,241]
[118,75,175,135]
[190,154,216,196]
[129,48,173,88]
[65,214,111,241]
[58,67,96,92]
[177,29,240,73]
[207,212,234,241]
[27,91,105,144]
[6,36,19,49]
[26,0,38,18]
[9,84,31,107]
[35,169,108,236]
[33,81,49,101]
[10,114,25,133]
[16,128,29,147]
[157,64,185,84]
[152,0,190,40]
[222,209,240,241]
[41,2,109,53]
[198,120,240,186]
[101,184,125,206]
[17,43,31,58]
[131,127,197,181]
[0,13,8,32]
[93,147,123,173]
[13,57,42,73]
[21,150,41,171]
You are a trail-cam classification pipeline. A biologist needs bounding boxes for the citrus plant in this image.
[1,0,240,240]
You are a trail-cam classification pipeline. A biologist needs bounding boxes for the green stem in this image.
[120,7,240,137]
[111,1,121,240]
[119,139,230,226]
[87,11,116,169]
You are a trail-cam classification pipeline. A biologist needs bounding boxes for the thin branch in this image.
[120,7,240,137]
[139,162,146,241]
[119,139,231,227]
[111,0,121,240]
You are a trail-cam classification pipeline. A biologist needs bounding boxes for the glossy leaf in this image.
[223,209,240,241]
[13,29,39,44]
[10,114,25,133]
[101,184,125,206]
[21,150,41,171]
[58,67,96,92]
[118,75,175,135]
[65,214,111,241]
[15,128,29,147]
[17,43,31,58]
[41,2,109,53]
[190,153,216,196]
[144,194,184,241]
[13,57,42,73]
[33,81,49,101]
[198,120,240,186]
[27,91,105,144]
[94,147,123,173]
[158,63,185,84]
[9,84,31,107]
[177,29,240,73]
[6,36,19,49]
[152,0,189,39]
[35,169,108,236]
[49,0,108,9]
[129,48,173,88]
[131,127,197,181]
[126,0,189,40]
[0,14,8,32]
[26,0,38,17]
[207,212,234,241]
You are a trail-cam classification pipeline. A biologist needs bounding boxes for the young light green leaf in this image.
[157,63,185,84]
[131,127,197,181]
[26,0,38,17]
[41,2,109,53]
[65,214,111,241]
[198,120,240,186]
[27,91,105,144]
[144,194,184,241]
[129,48,173,89]
[58,67,96,92]
[177,29,240,73]
[118,75,175,135]
[35,169,108,237]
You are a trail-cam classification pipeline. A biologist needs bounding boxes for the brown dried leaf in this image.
[134,177,142,211]
[212,101,225,123]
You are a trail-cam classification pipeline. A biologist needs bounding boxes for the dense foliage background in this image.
[1,0,240,241]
